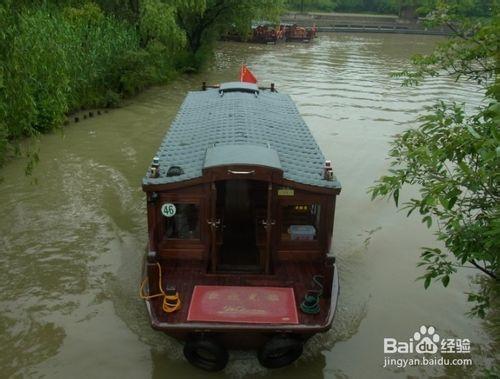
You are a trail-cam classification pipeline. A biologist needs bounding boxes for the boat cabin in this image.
[141,81,341,370]
[143,82,340,272]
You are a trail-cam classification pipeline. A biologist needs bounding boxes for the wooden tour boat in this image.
[222,23,317,44]
[140,68,341,371]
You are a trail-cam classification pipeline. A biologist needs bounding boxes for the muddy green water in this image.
[0,34,497,378]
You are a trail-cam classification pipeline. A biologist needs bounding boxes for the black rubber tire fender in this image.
[258,335,303,369]
[183,337,229,372]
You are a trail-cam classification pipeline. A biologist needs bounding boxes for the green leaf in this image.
[422,216,432,228]
[406,207,416,217]
[466,125,481,139]
[458,161,471,174]
[424,276,431,289]
[439,196,449,209]
[442,276,450,287]
[393,189,399,207]
[447,196,457,210]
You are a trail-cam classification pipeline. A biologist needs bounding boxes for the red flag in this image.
[240,65,257,84]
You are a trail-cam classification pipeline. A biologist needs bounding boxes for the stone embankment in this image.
[281,12,451,35]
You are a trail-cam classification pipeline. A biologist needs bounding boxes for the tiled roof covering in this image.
[143,85,341,189]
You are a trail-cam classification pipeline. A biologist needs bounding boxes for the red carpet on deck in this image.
[187,285,299,324]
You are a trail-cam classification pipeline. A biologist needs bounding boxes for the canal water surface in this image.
[0,34,496,378]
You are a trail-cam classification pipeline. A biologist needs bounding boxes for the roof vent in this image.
[219,82,259,95]
[167,166,184,177]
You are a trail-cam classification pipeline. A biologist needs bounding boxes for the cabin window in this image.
[165,203,200,240]
[281,204,321,241]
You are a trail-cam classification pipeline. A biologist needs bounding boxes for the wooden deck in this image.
[146,259,337,332]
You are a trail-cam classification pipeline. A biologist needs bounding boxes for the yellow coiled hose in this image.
[140,262,181,313]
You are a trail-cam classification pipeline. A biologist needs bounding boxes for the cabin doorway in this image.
[214,179,268,272]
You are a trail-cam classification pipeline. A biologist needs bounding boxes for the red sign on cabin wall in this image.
[187,285,299,324]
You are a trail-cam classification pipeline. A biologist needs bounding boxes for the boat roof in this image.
[204,144,282,170]
[143,82,341,189]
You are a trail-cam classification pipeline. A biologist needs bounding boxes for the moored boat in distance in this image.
[140,67,341,371]
[222,23,317,43]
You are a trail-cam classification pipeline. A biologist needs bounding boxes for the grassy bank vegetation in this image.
[0,2,183,170]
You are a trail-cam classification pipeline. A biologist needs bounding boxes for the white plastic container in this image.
[288,225,316,241]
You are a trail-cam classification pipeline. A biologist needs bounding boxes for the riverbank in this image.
[0,3,184,170]
[281,12,451,35]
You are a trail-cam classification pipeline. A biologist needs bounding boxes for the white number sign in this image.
[161,203,176,217]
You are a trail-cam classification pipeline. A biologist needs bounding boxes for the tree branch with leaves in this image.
[174,0,284,69]
[370,2,499,318]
